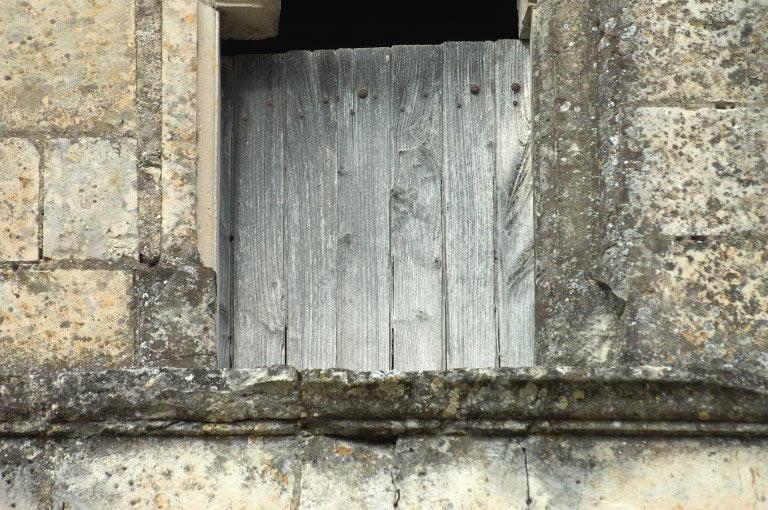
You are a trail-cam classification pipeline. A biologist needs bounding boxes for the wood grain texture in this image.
[336,48,393,370]
[284,50,339,369]
[232,54,286,368]
[443,41,498,368]
[495,40,534,367]
[391,45,445,370]
[225,41,534,370]
[218,56,235,368]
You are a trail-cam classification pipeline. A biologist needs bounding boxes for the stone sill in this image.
[3,366,768,439]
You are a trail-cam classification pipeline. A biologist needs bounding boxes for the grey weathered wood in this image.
[218,56,235,368]
[232,54,286,368]
[336,48,393,370]
[443,41,498,368]
[391,45,445,371]
[284,50,339,369]
[495,40,534,367]
[225,41,534,370]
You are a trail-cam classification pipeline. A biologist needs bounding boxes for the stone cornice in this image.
[2,366,767,438]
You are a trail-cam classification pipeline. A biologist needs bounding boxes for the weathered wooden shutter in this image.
[221,40,532,370]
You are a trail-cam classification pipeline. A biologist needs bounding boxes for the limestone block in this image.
[136,264,217,368]
[624,107,768,236]
[50,437,299,509]
[300,437,395,509]
[620,236,768,369]
[527,437,768,509]
[0,0,135,133]
[394,436,528,509]
[0,138,39,261]
[43,138,138,260]
[162,0,199,258]
[619,0,768,103]
[0,440,52,510]
[0,269,133,369]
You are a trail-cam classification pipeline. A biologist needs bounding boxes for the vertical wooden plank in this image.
[218,55,235,368]
[285,50,339,369]
[443,41,497,368]
[232,55,286,368]
[495,40,534,367]
[336,47,392,370]
[391,45,445,371]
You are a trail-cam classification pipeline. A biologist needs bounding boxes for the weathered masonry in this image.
[1,0,767,508]
[223,41,533,370]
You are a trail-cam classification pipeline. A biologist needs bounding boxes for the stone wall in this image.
[1,0,767,507]
[533,0,768,370]
[4,435,767,509]
[0,0,218,370]
[2,366,767,508]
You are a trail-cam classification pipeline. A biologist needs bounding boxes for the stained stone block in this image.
[43,138,138,260]
[161,0,199,258]
[619,0,768,103]
[526,437,768,508]
[0,0,135,133]
[0,269,133,369]
[0,138,39,261]
[50,437,299,509]
[0,440,52,510]
[624,107,768,236]
[136,264,217,368]
[300,437,395,509]
[394,437,528,509]
[621,236,768,369]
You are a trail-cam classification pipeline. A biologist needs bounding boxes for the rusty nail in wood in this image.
[470,83,481,95]
[511,82,522,93]
[357,87,369,99]
[513,100,519,106]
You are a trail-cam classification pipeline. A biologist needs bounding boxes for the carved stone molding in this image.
[3,366,768,438]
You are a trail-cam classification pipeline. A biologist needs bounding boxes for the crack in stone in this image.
[522,445,532,508]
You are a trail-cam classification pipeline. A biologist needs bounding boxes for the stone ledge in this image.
[2,366,768,438]
[216,0,281,40]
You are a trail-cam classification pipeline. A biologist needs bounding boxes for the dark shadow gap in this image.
[222,0,519,54]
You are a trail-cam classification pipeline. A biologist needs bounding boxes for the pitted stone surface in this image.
[620,0,768,103]
[533,0,768,369]
[0,269,133,369]
[161,0,199,258]
[526,437,768,509]
[0,0,135,133]
[624,107,768,236]
[0,439,51,510]
[0,138,39,261]
[50,437,299,509]
[136,264,217,368]
[394,437,528,509]
[300,437,395,509]
[621,237,768,370]
[43,138,138,260]
[5,366,768,437]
